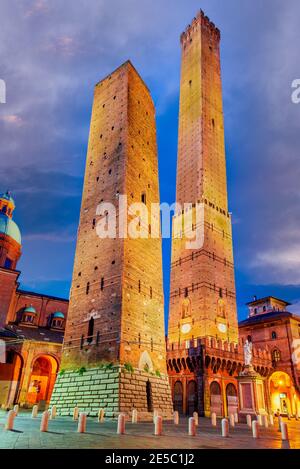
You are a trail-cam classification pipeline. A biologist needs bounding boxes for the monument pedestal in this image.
[237,366,267,422]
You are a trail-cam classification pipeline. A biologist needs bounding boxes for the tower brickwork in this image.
[168,11,238,346]
[51,61,173,418]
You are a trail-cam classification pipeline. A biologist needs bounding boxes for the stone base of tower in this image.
[50,365,173,420]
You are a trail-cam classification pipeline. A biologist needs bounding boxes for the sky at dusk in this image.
[1,0,300,325]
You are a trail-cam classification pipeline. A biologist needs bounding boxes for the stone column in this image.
[197,374,205,417]
[182,378,187,415]
[221,378,228,417]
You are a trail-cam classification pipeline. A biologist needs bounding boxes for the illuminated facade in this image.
[0,192,68,409]
[50,61,173,418]
[239,296,300,417]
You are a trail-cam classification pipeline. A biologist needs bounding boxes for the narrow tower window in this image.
[101,277,104,291]
[141,192,146,205]
[86,282,90,294]
[87,316,94,344]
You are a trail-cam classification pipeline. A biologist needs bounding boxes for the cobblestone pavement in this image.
[0,411,299,449]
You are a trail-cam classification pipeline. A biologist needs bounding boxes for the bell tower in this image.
[168,11,238,346]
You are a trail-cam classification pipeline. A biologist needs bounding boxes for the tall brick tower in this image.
[168,11,238,346]
[51,61,173,418]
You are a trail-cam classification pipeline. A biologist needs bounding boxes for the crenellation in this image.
[180,10,221,46]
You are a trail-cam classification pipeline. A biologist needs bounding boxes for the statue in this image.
[181,298,191,319]
[244,337,253,366]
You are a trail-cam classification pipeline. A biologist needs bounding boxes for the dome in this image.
[0,212,21,244]
[24,305,37,314]
[0,192,15,206]
[53,311,65,319]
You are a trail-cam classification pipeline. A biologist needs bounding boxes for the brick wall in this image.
[50,366,173,419]
[168,11,238,346]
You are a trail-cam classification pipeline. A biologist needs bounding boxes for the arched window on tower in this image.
[271,331,277,340]
[4,258,12,269]
[272,348,281,365]
[182,298,191,319]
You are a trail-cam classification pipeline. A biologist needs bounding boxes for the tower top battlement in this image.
[180,10,220,45]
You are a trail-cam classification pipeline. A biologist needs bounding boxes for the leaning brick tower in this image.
[51,61,173,418]
[166,10,239,418]
[168,11,239,346]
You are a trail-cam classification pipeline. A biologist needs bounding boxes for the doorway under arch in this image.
[0,350,23,407]
[26,355,58,407]
[269,371,296,416]
[187,380,198,415]
[226,382,238,416]
[146,380,153,412]
[173,380,183,414]
[210,381,223,417]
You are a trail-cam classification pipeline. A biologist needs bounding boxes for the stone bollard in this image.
[211,412,217,427]
[13,404,19,416]
[73,406,79,421]
[153,409,159,424]
[98,408,105,423]
[234,413,238,423]
[117,413,126,435]
[278,416,282,432]
[50,405,57,420]
[246,414,252,428]
[269,414,274,426]
[77,413,87,433]
[252,420,259,438]
[229,413,235,427]
[40,411,50,432]
[5,410,16,431]
[221,418,229,437]
[31,405,38,418]
[193,411,199,427]
[262,414,269,428]
[132,409,138,424]
[173,411,179,425]
[188,417,196,436]
[281,421,289,441]
[154,415,163,436]
[257,414,263,426]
